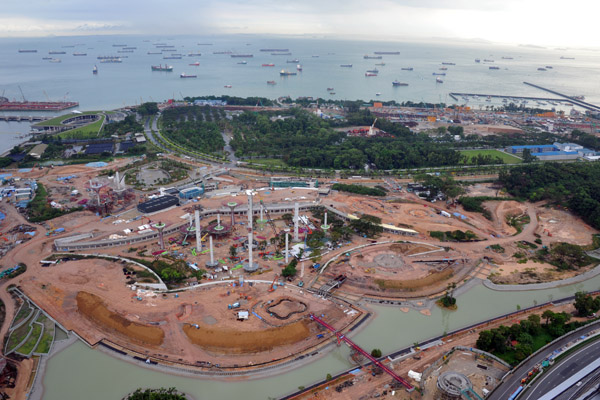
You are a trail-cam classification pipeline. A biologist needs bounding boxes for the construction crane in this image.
[43,90,51,102]
[268,274,279,292]
[18,86,26,102]
[368,117,378,136]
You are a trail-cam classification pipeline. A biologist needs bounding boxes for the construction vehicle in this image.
[268,274,279,292]
[228,302,240,309]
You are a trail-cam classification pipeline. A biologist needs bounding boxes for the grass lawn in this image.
[57,114,105,139]
[6,311,37,352]
[13,302,33,327]
[460,149,522,164]
[16,323,42,355]
[35,111,102,127]
[247,158,287,167]
[34,319,54,354]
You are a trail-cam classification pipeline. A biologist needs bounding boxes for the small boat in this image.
[237,61,247,64]
[489,66,500,70]
[439,67,448,71]
[436,77,443,83]
[366,68,379,73]
[189,62,200,66]
[327,87,334,91]
[224,85,232,88]
[545,66,553,69]
[49,58,61,63]
[93,65,98,74]
[267,81,276,85]
[474,59,480,63]
[42,57,53,60]
[376,93,381,96]
[365,72,378,77]
[375,62,385,66]
[483,59,494,62]
[286,59,299,63]
[296,64,302,71]
[329,92,335,95]
[392,80,408,86]
[311,55,319,58]
[180,73,197,78]
[262,63,275,67]
[537,67,547,71]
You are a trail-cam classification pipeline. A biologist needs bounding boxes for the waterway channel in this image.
[41,277,600,400]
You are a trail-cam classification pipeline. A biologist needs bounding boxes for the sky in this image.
[1,0,599,48]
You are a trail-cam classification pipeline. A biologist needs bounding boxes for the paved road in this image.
[524,339,600,400]
[488,320,600,400]
[143,114,169,153]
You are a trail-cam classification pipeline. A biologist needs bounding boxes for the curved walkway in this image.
[483,263,600,291]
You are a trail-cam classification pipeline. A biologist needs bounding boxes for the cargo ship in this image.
[280,69,297,76]
[224,85,232,88]
[271,52,292,56]
[100,58,122,63]
[401,67,413,71]
[374,51,400,55]
[49,51,66,55]
[267,81,276,85]
[0,97,78,111]
[180,73,197,78]
[375,62,385,66]
[366,68,379,73]
[73,52,87,56]
[286,59,299,63]
[489,66,500,70]
[296,64,302,71]
[432,72,446,76]
[163,56,182,59]
[123,47,137,50]
[213,51,232,54]
[436,77,443,83]
[262,63,275,67]
[501,57,513,60]
[340,64,353,68]
[441,62,455,65]
[188,52,202,56]
[483,59,494,62]
[537,67,546,71]
[49,58,61,63]
[18,49,37,53]
[365,72,378,77]
[151,64,173,71]
[260,48,289,52]
[392,80,408,86]
[189,61,200,66]
[560,56,575,60]
[237,61,247,64]
[147,52,162,55]
[364,55,383,59]
[231,54,253,58]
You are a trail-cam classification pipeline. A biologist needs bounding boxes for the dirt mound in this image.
[76,291,164,346]
[389,243,436,255]
[183,319,310,353]
[375,268,453,290]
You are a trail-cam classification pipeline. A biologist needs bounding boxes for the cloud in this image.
[0,0,598,46]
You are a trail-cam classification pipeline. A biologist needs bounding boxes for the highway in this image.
[524,339,600,400]
[488,320,600,400]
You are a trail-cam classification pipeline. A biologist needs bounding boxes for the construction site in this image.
[0,157,599,399]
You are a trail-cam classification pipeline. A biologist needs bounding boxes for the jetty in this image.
[523,82,600,112]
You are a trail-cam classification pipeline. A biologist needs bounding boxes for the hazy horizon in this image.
[2,0,598,48]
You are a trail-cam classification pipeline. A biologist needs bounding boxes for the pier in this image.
[449,92,571,103]
[523,82,600,112]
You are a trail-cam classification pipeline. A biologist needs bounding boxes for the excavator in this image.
[268,274,279,292]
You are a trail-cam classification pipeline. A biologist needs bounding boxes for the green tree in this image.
[371,348,382,358]
[574,291,600,317]
[521,148,537,163]
[229,245,237,259]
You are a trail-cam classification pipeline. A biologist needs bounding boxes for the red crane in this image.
[309,314,413,390]
[268,274,279,292]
